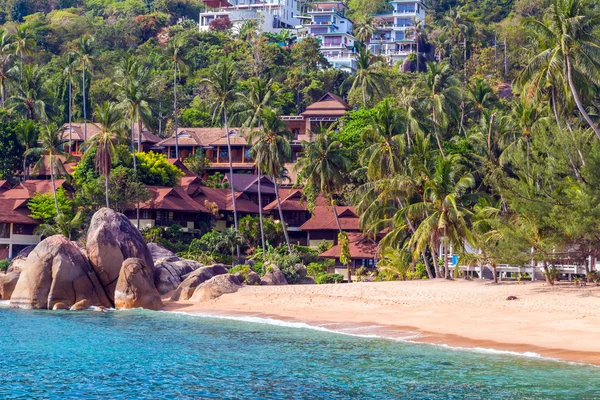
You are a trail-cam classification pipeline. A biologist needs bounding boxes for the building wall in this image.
[0,223,41,259]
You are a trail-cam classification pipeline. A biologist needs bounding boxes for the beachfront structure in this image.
[299,205,361,248]
[0,180,74,259]
[198,0,301,33]
[320,232,378,277]
[60,123,162,155]
[368,0,426,64]
[301,1,357,71]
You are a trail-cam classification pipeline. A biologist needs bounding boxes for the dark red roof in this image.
[168,158,198,177]
[140,186,210,213]
[319,233,378,260]
[301,93,350,118]
[299,205,360,231]
[0,198,39,225]
[225,174,276,195]
[189,186,259,214]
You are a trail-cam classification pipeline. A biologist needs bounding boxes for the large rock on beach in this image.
[147,243,174,262]
[6,245,35,273]
[261,264,288,286]
[114,258,163,310]
[189,274,241,302]
[86,208,153,302]
[153,256,204,295]
[170,264,228,301]
[10,236,111,310]
[0,271,20,299]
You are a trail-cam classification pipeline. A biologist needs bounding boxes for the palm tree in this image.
[441,6,473,74]
[203,60,240,243]
[26,124,70,216]
[296,130,350,235]
[406,155,475,279]
[36,210,84,241]
[8,64,54,121]
[407,16,425,72]
[423,61,461,157]
[248,108,293,253]
[216,228,245,268]
[234,77,281,260]
[85,102,125,207]
[165,36,188,159]
[465,78,497,124]
[74,35,97,142]
[0,29,13,108]
[348,46,385,106]
[60,52,78,153]
[354,15,377,44]
[12,25,35,80]
[518,0,600,140]
[15,120,38,180]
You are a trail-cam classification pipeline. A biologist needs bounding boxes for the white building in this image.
[368,0,426,64]
[301,1,357,71]
[199,0,301,33]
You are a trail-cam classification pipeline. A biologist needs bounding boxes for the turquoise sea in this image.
[1,307,599,399]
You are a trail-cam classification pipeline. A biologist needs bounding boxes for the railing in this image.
[208,156,252,163]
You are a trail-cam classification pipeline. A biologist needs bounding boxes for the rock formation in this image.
[86,208,153,302]
[114,258,163,310]
[189,274,241,302]
[153,256,204,295]
[0,271,20,299]
[147,243,174,262]
[261,264,288,286]
[10,236,111,310]
[170,264,228,301]
[6,245,34,273]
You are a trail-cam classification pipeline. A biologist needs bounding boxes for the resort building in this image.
[60,123,162,155]
[198,0,301,33]
[368,0,426,64]
[301,1,357,71]
[319,232,378,277]
[224,174,277,206]
[264,189,316,245]
[299,205,361,248]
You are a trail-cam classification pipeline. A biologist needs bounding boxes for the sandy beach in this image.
[164,280,600,365]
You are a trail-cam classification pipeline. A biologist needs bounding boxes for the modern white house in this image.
[368,0,426,64]
[301,1,357,71]
[199,0,301,33]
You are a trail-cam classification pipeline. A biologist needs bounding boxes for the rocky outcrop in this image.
[10,236,111,310]
[6,245,34,273]
[86,208,153,302]
[114,258,163,310]
[70,299,91,311]
[0,271,20,299]
[170,264,228,301]
[233,270,261,286]
[261,264,288,286]
[293,264,307,280]
[153,256,204,295]
[147,243,174,262]
[189,274,241,302]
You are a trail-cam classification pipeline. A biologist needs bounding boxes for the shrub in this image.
[136,151,184,187]
[0,259,9,272]
[315,273,344,284]
[307,262,326,277]
[294,245,321,265]
[280,265,300,284]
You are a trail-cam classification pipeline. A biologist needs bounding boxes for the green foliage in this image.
[183,150,211,177]
[0,115,24,180]
[0,259,9,271]
[315,273,344,284]
[204,171,228,188]
[28,187,73,222]
[136,151,184,187]
[307,262,326,278]
[238,215,284,250]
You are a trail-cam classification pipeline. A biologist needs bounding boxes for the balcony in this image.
[208,155,254,164]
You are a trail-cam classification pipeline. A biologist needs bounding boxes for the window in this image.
[13,224,35,235]
[219,149,229,159]
[169,147,177,159]
[311,27,328,34]
[0,224,9,238]
[360,258,375,268]
[395,31,405,41]
[141,210,152,219]
[324,36,342,46]
[244,148,253,161]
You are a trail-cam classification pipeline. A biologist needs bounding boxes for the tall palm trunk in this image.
[257,164,266,261]
[330,200,350,282]
[22,146,28,181]
[131,121,140,229]
[50,156,60,217]
[104,174,109,208]
[399,199,434,279]
[1,79,5,108]
[68,80,73,154]
[274,177,292,254]
[443,225,450,279]
[173,62,179,159]
[542,259,554,286]
[224,109,240,261]
[82,66,87,141]
[137,116,143,153]
[565,52,600,140]
[432,105,446,158]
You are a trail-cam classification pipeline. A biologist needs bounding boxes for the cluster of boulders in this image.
[0,207,300,312]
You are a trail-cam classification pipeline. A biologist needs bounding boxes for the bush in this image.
[280,265,300,284]
[294,245,321,265]
[0,259,9,272]
[307,262,326,277]
[315,273,344,284]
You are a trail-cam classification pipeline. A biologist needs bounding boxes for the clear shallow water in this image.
[1,308,599,399]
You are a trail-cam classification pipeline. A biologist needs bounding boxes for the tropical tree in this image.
[353,15,377,44]
[407,16,425,72]
[26,124,70,217]
[165,36,188,159]
[518,0,600,140]
[85,102,125,207]
[203,59,240,245]
[215,228,245,268]
[74,35,97,142]
[60,52,78,151]
[8,65,54,121]
[348,45,385,106]
[248,108,293,253]
[0,29,13,107]
[35,211,84,241]
[406,155,475,279]
[15,119,38,180]
[11,25,35,80]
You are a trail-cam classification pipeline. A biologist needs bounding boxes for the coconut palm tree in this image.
[15,119,38,180]
[36,210,84,241]
[348,46,386,107]
[203,60,240,243]
[407,16,425,72]
[85,102,126,207]
[60,52,78,153]
[8,64,54,121]
[26,124,70,216]
[165,36,188,159]
[74,35,97,142]
[465,78,497,124]
[406,155,475,279]
[0,29,13,107]
[354,15,377,44]
[11,25,35,80]
[441,6,473,74]
[518,0,600,140]
[248,108,293,254]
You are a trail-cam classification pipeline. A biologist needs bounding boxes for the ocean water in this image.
[1,307,599,399]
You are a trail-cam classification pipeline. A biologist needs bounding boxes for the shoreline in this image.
[162,280,600,366]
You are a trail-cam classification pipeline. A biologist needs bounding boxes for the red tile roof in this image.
[319,233,378,260]
[299,205,360,231]
[32,155,80,177]
[0,180,69,200]
[224,174,276,194]
[61,123,161,144]
[0,198,39,225]
[168,158,198,177]
[140,186,210,213]
[0,180,11,192]
[301,93,350,118]
[264,190,329,212]
[189,186,259,214]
